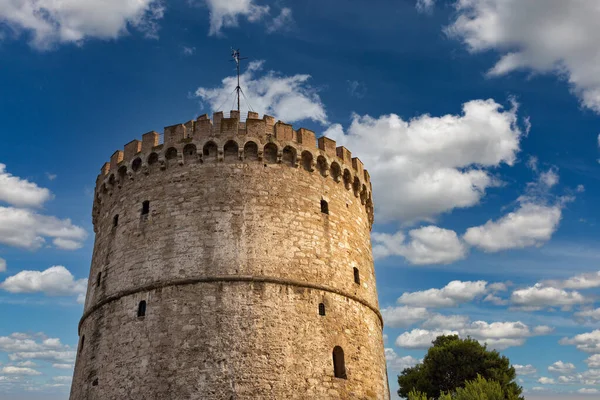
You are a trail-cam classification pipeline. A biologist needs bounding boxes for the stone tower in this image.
[70,110,389,400]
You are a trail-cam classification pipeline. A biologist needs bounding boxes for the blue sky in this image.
[0,0,599,398]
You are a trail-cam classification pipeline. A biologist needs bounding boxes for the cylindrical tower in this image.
[70,110,389,400]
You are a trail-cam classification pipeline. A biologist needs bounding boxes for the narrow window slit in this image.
[113,214,119,227]
[137,300,146,317]
[353,268,360,285]
[141,201,150,216]
[321,200,329,215]
[319,303,326,316]
[96,272,101,286]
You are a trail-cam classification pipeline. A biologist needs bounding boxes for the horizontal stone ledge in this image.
[78,275,383,334]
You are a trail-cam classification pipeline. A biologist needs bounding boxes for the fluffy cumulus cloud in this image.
[446,0,600,114]
[1,366,41,376]
[397,280,488,308]
[510,284,588,310]
[395,329,459,349]
[0,332,75,364]
[463,203,562,252]
[546,270,600,290]
[385,348,421,373]
[576,308,600,322]
[0,164,52,207]
[514,364,537,376]
[372,226,467,265]
[0,0,165,49]
[548,361,576,375]
[205,0,269,35]
[0,206,87,250]
[327,99,523,223]
[560,330,600,354]
[397,314,551,351]
[195,60,327,125]
[0,266,87,303]
[381,306,430,328]
[585,355,600,368]
[537,377,555,385]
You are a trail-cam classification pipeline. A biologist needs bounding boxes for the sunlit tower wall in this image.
[70,110,389,400]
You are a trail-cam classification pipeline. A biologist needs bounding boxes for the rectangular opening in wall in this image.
[353,267,360,285]
[113,214,119,228]
[321,200,329,215]
[141,201,150,217]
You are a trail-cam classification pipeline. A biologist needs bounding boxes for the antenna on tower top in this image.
[231,48,248,112]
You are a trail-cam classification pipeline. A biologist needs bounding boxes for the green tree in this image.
[408,375,514,400]
[398,335,523,400]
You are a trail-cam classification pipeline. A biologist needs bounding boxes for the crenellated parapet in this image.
[94,111,374,228]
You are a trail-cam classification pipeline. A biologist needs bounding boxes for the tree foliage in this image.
[408,375,509,400]
[398,335,523,400]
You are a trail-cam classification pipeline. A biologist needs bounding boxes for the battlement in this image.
[95,111,374,227]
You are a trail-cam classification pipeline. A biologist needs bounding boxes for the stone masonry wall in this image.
[70,112,389,400]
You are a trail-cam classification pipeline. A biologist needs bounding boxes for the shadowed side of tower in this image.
[70,111,389,400]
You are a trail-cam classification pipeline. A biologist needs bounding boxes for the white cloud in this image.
[52,363,74,369]
[205,0,269,35]
[537,377,555,385]
[579,388,599,394]
[575,309,600,322]
[401,316,550,351]
[0,0,164,49]
[326,99,522,223]
[548,361,576,375]
[0,257,5,273]
[464,203,562,252]
[0,333,75,365]
[52,238,84,251]
[510,284,588,310]
[52,376,72,383]
[397,280,488,308]
[1,366,41,376]
[0,206,86,250]
[488,282,509,292]
[381,306,430,328]
[267,7,292,33]
[585,355,600,368]
[514,364,537,375]
[560,330,600,354]
[416,0,436,13]
[447,0,600,114]
[577,184,585,193]
[16,361,36,367]
[0,164,51,207]
[556,271,600,290]
[195,60,327,125]
[385,348,421,373]
[0,266,87,302]
[483,294,508,306]
[372,226,467,265]
[395,329,458,349]
[539,169,559,188]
